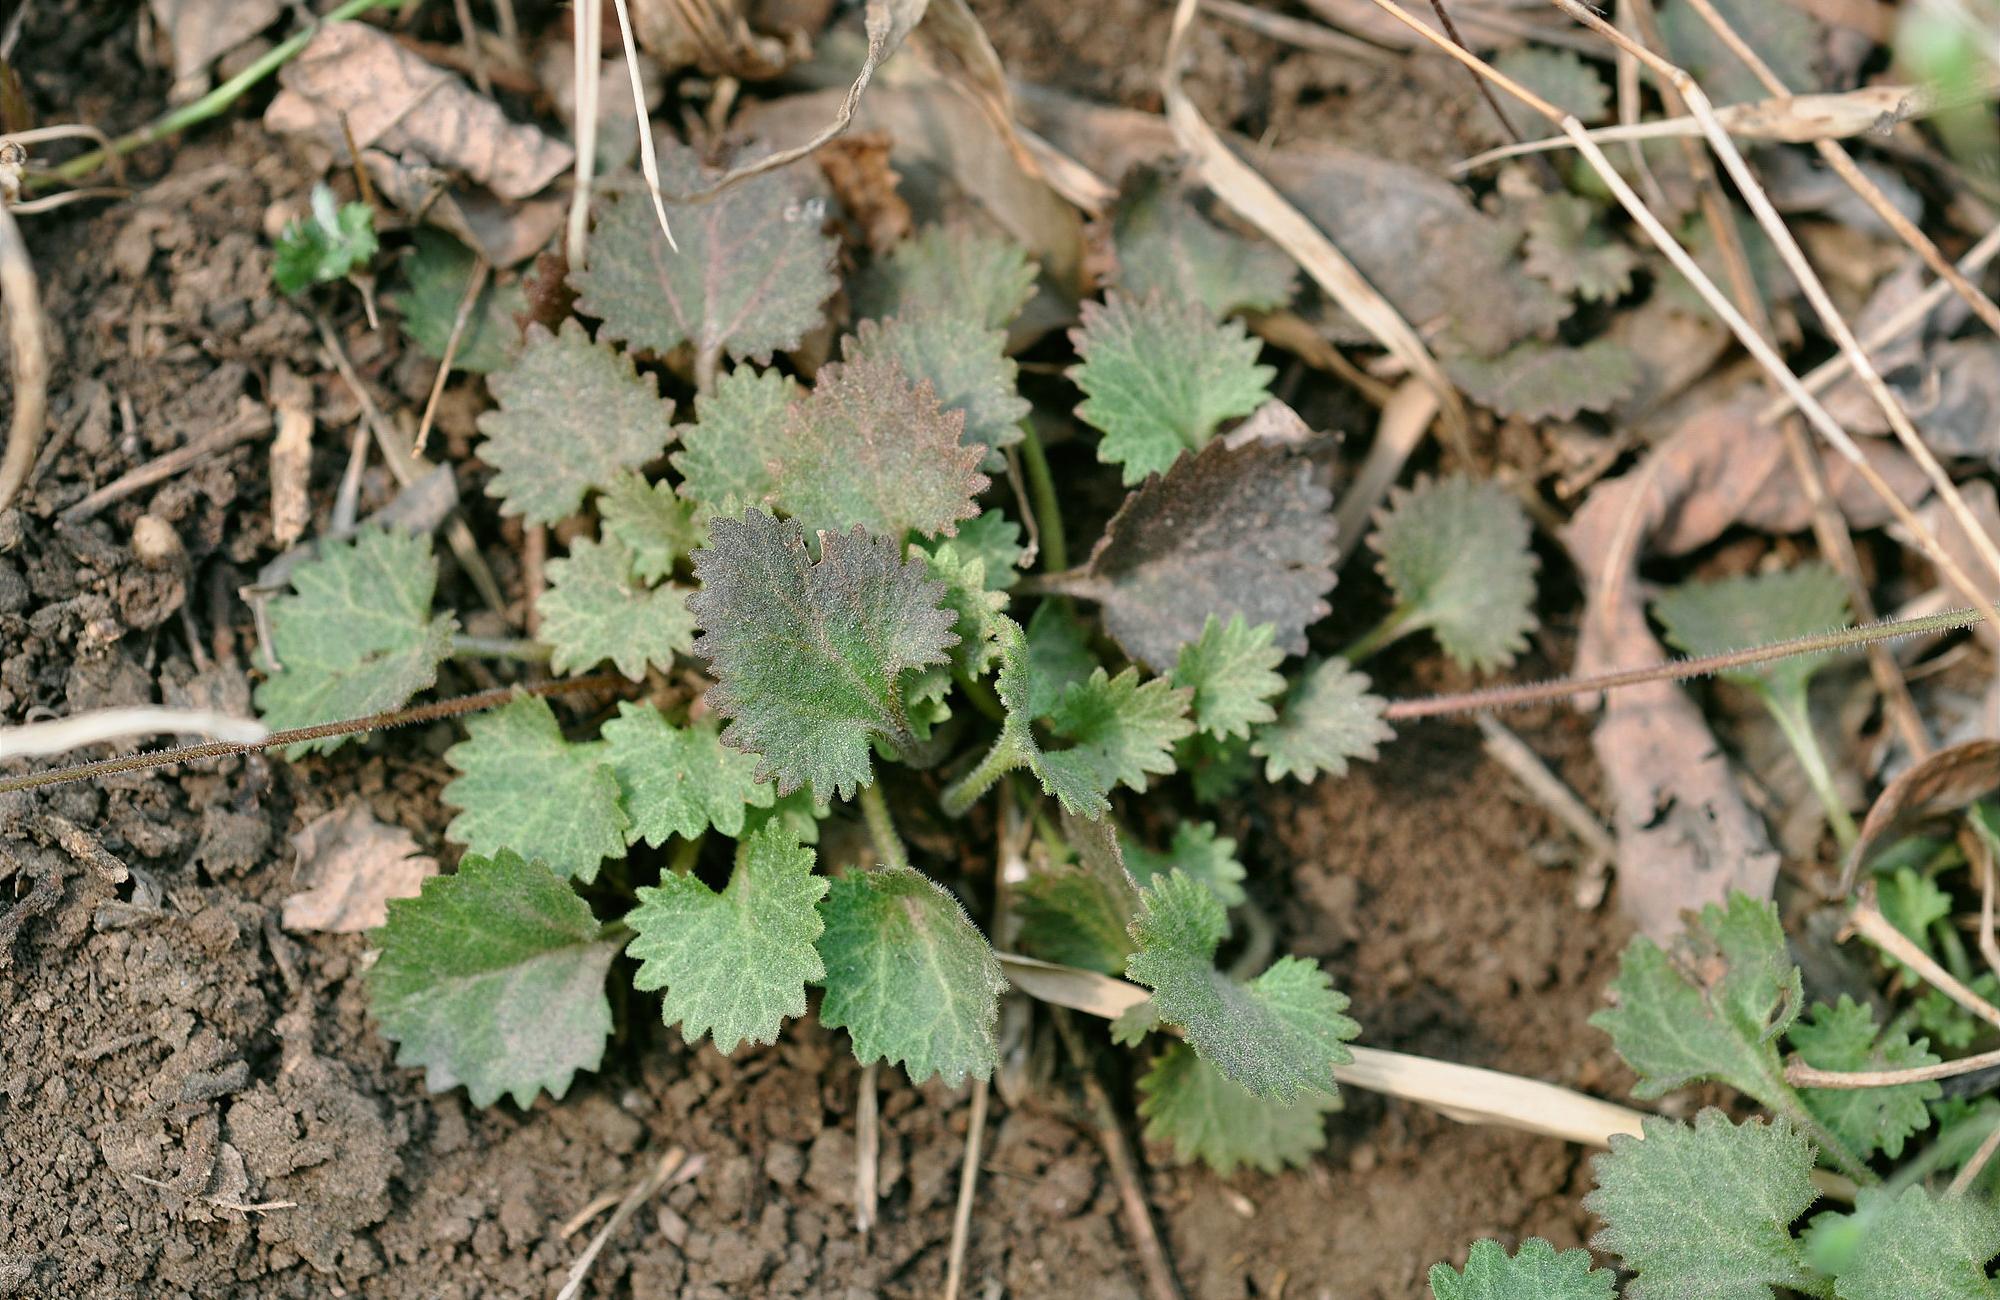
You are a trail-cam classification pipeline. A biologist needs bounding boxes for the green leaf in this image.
[1915,971,2000,1050]
[1372,474,1539,671]
[394,228,525,373]
[1653,565,1850,704]
[1429,1239,1616,1300]
[1126,871,1357,1100]
[1023,600,1098,718]
[625,822,827,1054]
[477,318,676,525]
[844,315,1028,461]
[1591,892,1801,1106]
[1251,657,1393,783]
[1491,48,1609,139]
[1068,293,1275,484]
[852,221,1038,332]
[816,867,1007,1086]
[925,542,1010,678]
[1172,614,1286,741]
[743,787,828,846]
[769,354,990,542]
[1112,167,1296,318]
[1033,667,1195,818]
[1657,0,1822,104]
[1789,996,1939,1160]
[669,365,797,522]
[1806,1186,2000,1300]
[1123,821,1246,909]
[442,696,629,883]
[1523,192,1639,304]
[1111,998,1161,1046]
[538,536,695,680]
[599,703,775,847]
[1879,866,1953,978]
[274,183,377,295]
[369,850,618,1108]
[1446,338,1642,422]
[1138,1041,1335,1175]
[598,471,703,584]
[689,510,958,800]
[928,509,1025,591]
[1015,860,1138,975]
[1183,731,1259,804]
[569,151,839,368]
[1059,437,1338,670]
[1585,1110,1823,1300]
[254,527,457,754]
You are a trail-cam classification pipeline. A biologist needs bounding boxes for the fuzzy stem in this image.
[1761,686,1858,852]
[667,834,704,877]
[1384,605,1987,721]
[46,0,403,183]
[940,733,1026,818]
[1341,603,1420,666]
[857,779,910,871]
[449,634,553,664]
[954,668,1006,725]
[1017,423,1067,574]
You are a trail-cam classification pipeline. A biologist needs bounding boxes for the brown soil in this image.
[3,5,1635,1298]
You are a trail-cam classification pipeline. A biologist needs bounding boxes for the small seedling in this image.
[271,181,378,296]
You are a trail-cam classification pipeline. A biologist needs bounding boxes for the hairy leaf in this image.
[1139,1041,1335,1175]
[1015,861,1138,975]
[669,366,797,521]
[769,355,989,541]
[1057,437,1337,671]
[1372,474,1538,671]
[927,509,1025,591]
[1172,614,1286,741]
[1184,731,1259,804]
[625,823,827,1054]
[1023,600,1098,718]
[1654,564,1850,704]
[478,319,676,525]
[1127,871,1357,1100]
[598,471,703,583]
[1807,1186,2000,1300]
[743,787,828,846]
[1447,339,1642,421]
[1251,657,1392,783]
[1880,866,1954,978]
[844,315,1027,461]
[926,542,1009,678]
[1586,1110,1822,1300]
[538,536,694,680]
[1523,192,1639,304]
[1591,892,1801,1106]
[369,850,618,1108]
[274,183,377,295]
[569,151,838,368]
[1033,668,1195,817]
[1657,0,1822,104]
[1112,998,1161,1046]
[442,696,629,883]
[1069,293,1275,484]
[395,228,524,373]
[816,867,1007,1086]
[689,510,958,800]
[1789,996,1939,1161]
[1430,1239,1616,1300]
[852,221,1038,332]
[599,703,775,846]
[255,527,457,754]
[1491,47,1609,138]
[1123,822,1245,909]
[1112,167,1296,318]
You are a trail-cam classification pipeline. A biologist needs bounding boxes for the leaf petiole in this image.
[449,633,554,664]
[857,778,910,871]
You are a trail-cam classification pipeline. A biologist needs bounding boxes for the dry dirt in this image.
[3,3,1639,1297]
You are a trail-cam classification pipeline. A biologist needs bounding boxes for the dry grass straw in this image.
[0,193,47,515]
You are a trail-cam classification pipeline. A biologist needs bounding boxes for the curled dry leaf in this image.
[1047,438,1337,672]
[1848,740,2000,878]
[283,803,439,934]
[265,22,573,202]
[625,0,805,79]
[147,0,280,98]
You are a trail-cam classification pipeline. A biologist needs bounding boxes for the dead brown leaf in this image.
[626,0,805,78]
[282,803,438,935]
[816,133,912,255]
[265,22,573,202]
[1848,739,2000,878]
[148,0,280,100]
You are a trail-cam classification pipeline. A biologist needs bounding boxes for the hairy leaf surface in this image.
[1429,1239,1615,1300]
[845,315,1027,460]
[1789,996,1939,1161]
[1123,822,1246,908]
[538,536,694,680]
[1447,339,1642,422]
[852,221,1038,331]
[1523,192,1638,304]
[1654,565,1850,703]
[816,867,1007,1086]
[599,703,775,846]
[625,823,827,1054]
[669,366,797,520]
[1034,668,1195,817]
[1112,168,1296,318]
[370,851,618,1108]
[1138,1041,1335,1175]
[1372,474,1538,671]
[442,696,628,882]
[1807,1186,2000,1300]
[1251,657,1392,782]
[396,228,524,373]
[1173,614,1286,741]
[1015,861,1139,975]
[599,471,703,583]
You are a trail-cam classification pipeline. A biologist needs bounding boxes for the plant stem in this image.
[667,834,704,876]
[45,0,403,184]
[1017,423,1067,574]
[1341,603,1419,666]
[954,667,1006,724]
[940,733,1025,818]
[1761,687,1859,851]
[1384,604,1987,721]
[856,779,910,871]
[449,633,553,663]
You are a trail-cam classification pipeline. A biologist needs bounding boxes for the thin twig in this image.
[1949,1122,2000,1197]
[2,707,266,757]
[1198,0,1396,64]
[608,0,677,251]
[1475,716,1617,864]
[1849,896,2000,1035]
[1427,0,1525,144]
[942,1077,991,1300]
[554,1148,698,1300]
[1787,1044,2000,1089]
[57,409,269,525]
[0,194,47,515]
[413,256,489,457]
